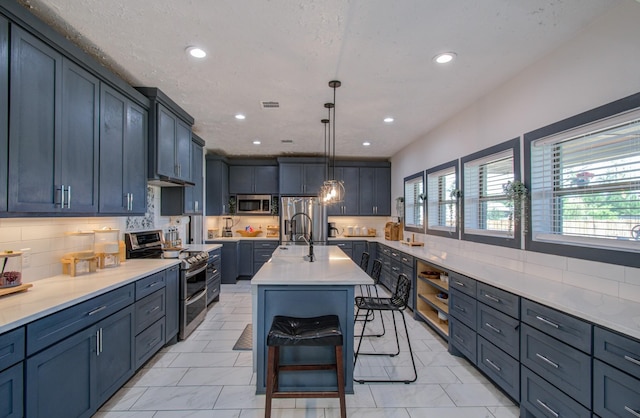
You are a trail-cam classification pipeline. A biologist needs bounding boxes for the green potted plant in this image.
[503,180,528,233]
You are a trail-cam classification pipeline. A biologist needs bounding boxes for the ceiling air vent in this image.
[281,139,293,144]
[260,101,280,109]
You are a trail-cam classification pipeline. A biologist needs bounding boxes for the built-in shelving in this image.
[415,260,449,340]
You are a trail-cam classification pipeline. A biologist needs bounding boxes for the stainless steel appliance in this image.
[124,230,211,340]
[281,196,327,245]
[222,217,233,237]
[188,215,203,244]
[237,194,272,214]
[328,222,339,238]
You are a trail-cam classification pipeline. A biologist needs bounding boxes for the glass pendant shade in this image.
[321,179,344,204]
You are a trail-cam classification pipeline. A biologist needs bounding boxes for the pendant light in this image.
[320,80,345,205]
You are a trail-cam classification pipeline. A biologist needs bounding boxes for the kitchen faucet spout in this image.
[291,212,314,262]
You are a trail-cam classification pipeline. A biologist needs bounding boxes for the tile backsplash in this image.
[0,186,188,282]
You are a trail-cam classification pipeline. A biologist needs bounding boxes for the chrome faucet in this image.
[291,212,314,262]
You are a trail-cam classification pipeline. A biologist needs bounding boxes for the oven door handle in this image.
[185,264,207,279]
[186,288,207,304]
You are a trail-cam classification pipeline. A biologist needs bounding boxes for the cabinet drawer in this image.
[136,270,166,301]
[331,241,353,250]
[0,327,25,371]
[254,241,278,250]
[521,298,592,354]
[594,326,640,380]
[520,323,591,407]
[450,318,476,364]
[253,249,275,262]
[449,272,476,297]
[477,336,519,401]
[449,289,477,330]
[594,359,640,418]
[27,284,134,355]
[390,250,413,268]
[521,365,590,418]
[134,289,166,335]
[477,283,519,319]
[379,245,391,257]
[135,318,165,369]
[477,303,520,359]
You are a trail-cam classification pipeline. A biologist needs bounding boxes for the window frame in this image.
[461,137,521,249]
[524,92,640,268]
[404,171,425,233]
[426,159,459,238]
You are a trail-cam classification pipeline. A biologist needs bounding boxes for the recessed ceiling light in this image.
[235,114,246,120]
[252,140,261,145]
[186,46,207,58]
[433,52,456,64]
[383,117,394,123]
[362,141,371,146]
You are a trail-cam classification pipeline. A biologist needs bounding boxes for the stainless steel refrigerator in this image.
[280,197,327,245]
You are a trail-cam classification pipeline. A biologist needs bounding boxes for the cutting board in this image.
[0,283,33,297]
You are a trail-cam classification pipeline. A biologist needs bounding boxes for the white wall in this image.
[390,1,640,303]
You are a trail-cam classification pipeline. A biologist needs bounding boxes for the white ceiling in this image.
[21,0,620,158]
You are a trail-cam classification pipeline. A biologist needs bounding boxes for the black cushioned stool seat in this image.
[265,315,346,418]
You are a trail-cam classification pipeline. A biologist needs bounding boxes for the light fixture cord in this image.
[332,85,337,180]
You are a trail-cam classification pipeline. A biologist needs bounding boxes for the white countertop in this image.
[373,238,640,341]
[0,244,222,334]
[251,245,372,286]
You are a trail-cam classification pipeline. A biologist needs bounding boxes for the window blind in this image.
[405,176,424,227]
[530,110,640,251]
[427,167,457,231]
[464,150,514,236]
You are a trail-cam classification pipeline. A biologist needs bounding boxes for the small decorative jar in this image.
[94,228,120,269]
[62,231,97,276]
[0,251,23,288]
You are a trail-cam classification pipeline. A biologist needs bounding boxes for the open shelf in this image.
[415,260,449,339]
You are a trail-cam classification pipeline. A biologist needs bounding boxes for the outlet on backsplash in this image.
[20,248,31,267]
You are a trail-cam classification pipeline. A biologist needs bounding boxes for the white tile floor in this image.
[94,281,519,417]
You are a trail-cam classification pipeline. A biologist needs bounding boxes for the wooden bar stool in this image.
[265,314,346,418]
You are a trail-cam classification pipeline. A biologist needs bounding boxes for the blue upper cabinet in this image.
[0,16,7,213]
[136,87,194,185]
[327,166,359,216]
[229,162,278,195]
[205,155,230,216]
[8,26,99,214]
[278,160,326,196]
[359,166,391,216]
[99,84,147,215]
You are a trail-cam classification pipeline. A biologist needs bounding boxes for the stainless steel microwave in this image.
[236,195,272,214]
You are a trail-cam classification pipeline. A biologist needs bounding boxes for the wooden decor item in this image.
[0,283,33,297]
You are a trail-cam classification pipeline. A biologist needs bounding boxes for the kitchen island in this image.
[251,245,372,394]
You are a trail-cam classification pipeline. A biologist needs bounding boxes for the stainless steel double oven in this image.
[125,230,209,340]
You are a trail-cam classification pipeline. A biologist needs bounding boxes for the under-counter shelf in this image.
[415,260,449,340]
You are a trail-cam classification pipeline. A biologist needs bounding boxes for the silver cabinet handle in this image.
[536,315,560,329]
[454,280,465,287]
[60,185,66,208]
[88,305,107,316]
[485,322,502,334]
[149,306,161,314]
[536,399,559,418]
[625,406,640,418]
[484,293,500,303]
[402,257,409,262]
[67,186,71,209]
[96,330,101,356]
[454,304,466,312]
[195,200,199,212]
[485,358,501,372]
[129,193,134,211]
[624,355,640,367]
[536,353,559,368]
[99,328,103,354]
[454,334,464,343]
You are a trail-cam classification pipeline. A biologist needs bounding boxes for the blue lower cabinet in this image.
[594,359,640,418]
[449,318,476,364]
[520,323,591,408]
[477,336,519,401]
[0,363,23,418]
[26,305,134,418]
[521,365,590,418]
[165,265,180,341]
[135,318,165,369]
